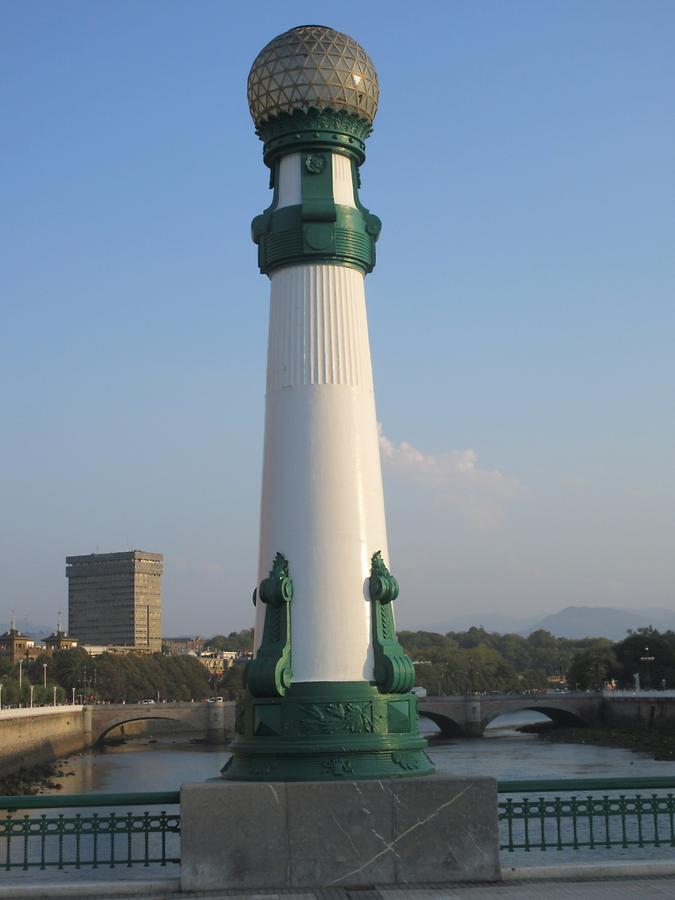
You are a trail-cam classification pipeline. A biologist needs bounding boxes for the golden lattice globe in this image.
[248,25,379,128]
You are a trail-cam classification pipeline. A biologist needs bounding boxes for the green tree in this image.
[615,629,675,689]
[204,630,254,652]
[568,640,618,690]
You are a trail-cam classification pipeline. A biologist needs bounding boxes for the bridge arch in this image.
[418,710,463,737]
[94,714,202,745]
[90,703,213,746]
[483,704,588,731]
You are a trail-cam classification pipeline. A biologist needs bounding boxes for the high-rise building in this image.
[66,551,163,651]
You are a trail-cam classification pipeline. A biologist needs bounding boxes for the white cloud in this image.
[378,426,525,528]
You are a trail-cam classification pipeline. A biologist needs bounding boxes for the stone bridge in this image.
[418,692,603,737]
[91,694,603,743]
[90,700,236,745]
[0,692,656,774]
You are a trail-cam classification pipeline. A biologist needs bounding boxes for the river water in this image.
[47,712,675,793]
[18,713,675,868]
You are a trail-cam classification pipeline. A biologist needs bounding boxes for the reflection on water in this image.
[55,739,232,795]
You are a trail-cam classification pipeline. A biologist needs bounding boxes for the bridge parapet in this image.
[90,701,236,745]
[418,692,603,737]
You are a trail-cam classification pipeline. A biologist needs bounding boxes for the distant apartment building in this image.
[66,551,163,652]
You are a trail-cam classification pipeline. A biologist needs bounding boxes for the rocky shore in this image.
[0,760,74,795]
[520,721,675,761]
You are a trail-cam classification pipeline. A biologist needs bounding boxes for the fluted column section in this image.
[255,263,389,682]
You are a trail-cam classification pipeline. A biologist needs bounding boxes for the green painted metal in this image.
[245,553,293,698]
[256,108,373,168]
[369,552,416,694]
[498,777,675,853]
[0,794,180,870]
[0,791,180,811]
[222,680,434,781]
[252,148,381,276]
[498,777,675,793]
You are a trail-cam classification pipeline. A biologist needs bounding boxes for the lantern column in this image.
[222,26,433,781]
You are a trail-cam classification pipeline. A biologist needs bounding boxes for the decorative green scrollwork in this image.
[256,107,374,168]
[245,553,293,698]
[322,758,354,777]
[369,551,415,694]
[299,701,374,735]
[392,751,425,771]
[221,681,434,782]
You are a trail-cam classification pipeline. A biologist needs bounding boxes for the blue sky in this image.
[2,0,674,636]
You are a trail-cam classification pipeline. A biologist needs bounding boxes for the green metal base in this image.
[221,682,434,781]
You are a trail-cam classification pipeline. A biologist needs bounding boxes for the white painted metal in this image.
[255,264,389,682]
[276,152,356,211]
[331,154,356,208]
[276,153,301,208]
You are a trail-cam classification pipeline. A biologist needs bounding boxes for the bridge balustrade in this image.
[3,777,675,873]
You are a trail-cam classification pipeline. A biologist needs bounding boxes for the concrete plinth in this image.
[180,775,499,890]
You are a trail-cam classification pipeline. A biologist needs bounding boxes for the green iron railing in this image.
[0,792,180,871]
[498,777,675,853]
[4,777,675,870]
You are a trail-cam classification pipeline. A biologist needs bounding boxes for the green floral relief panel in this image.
[223,682,434,782]
[298,701,374,735]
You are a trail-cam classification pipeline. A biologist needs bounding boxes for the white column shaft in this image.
[256,264,388,683]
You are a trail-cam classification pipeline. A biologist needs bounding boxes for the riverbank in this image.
[0,759,76,795]
[521,722,675,760]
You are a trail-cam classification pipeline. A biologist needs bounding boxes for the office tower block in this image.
[66,551,163,651]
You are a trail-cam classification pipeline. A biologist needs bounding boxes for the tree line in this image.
[398,626,675,694]
[0,648,210,705]
[2,625,671,705]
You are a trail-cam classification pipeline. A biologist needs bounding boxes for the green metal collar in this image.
[257,107,373,167]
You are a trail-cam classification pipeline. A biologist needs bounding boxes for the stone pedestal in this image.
[180,775,499,890]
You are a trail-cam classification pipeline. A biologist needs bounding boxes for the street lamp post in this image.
[53,686,57,707]
[640,646,655,690]
[18,659,23,707]
[43,662,47,689]
[222,25,433,781]
[30,685,34,708]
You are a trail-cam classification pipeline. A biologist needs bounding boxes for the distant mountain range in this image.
[426,606,675,642]
[7,607,675,645]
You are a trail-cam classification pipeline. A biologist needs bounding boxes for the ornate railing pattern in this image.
[4,778,675,869]
[0,792,180,870]
[498,777,675,853]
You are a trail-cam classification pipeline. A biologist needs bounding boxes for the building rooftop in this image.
[66,550,163,564]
